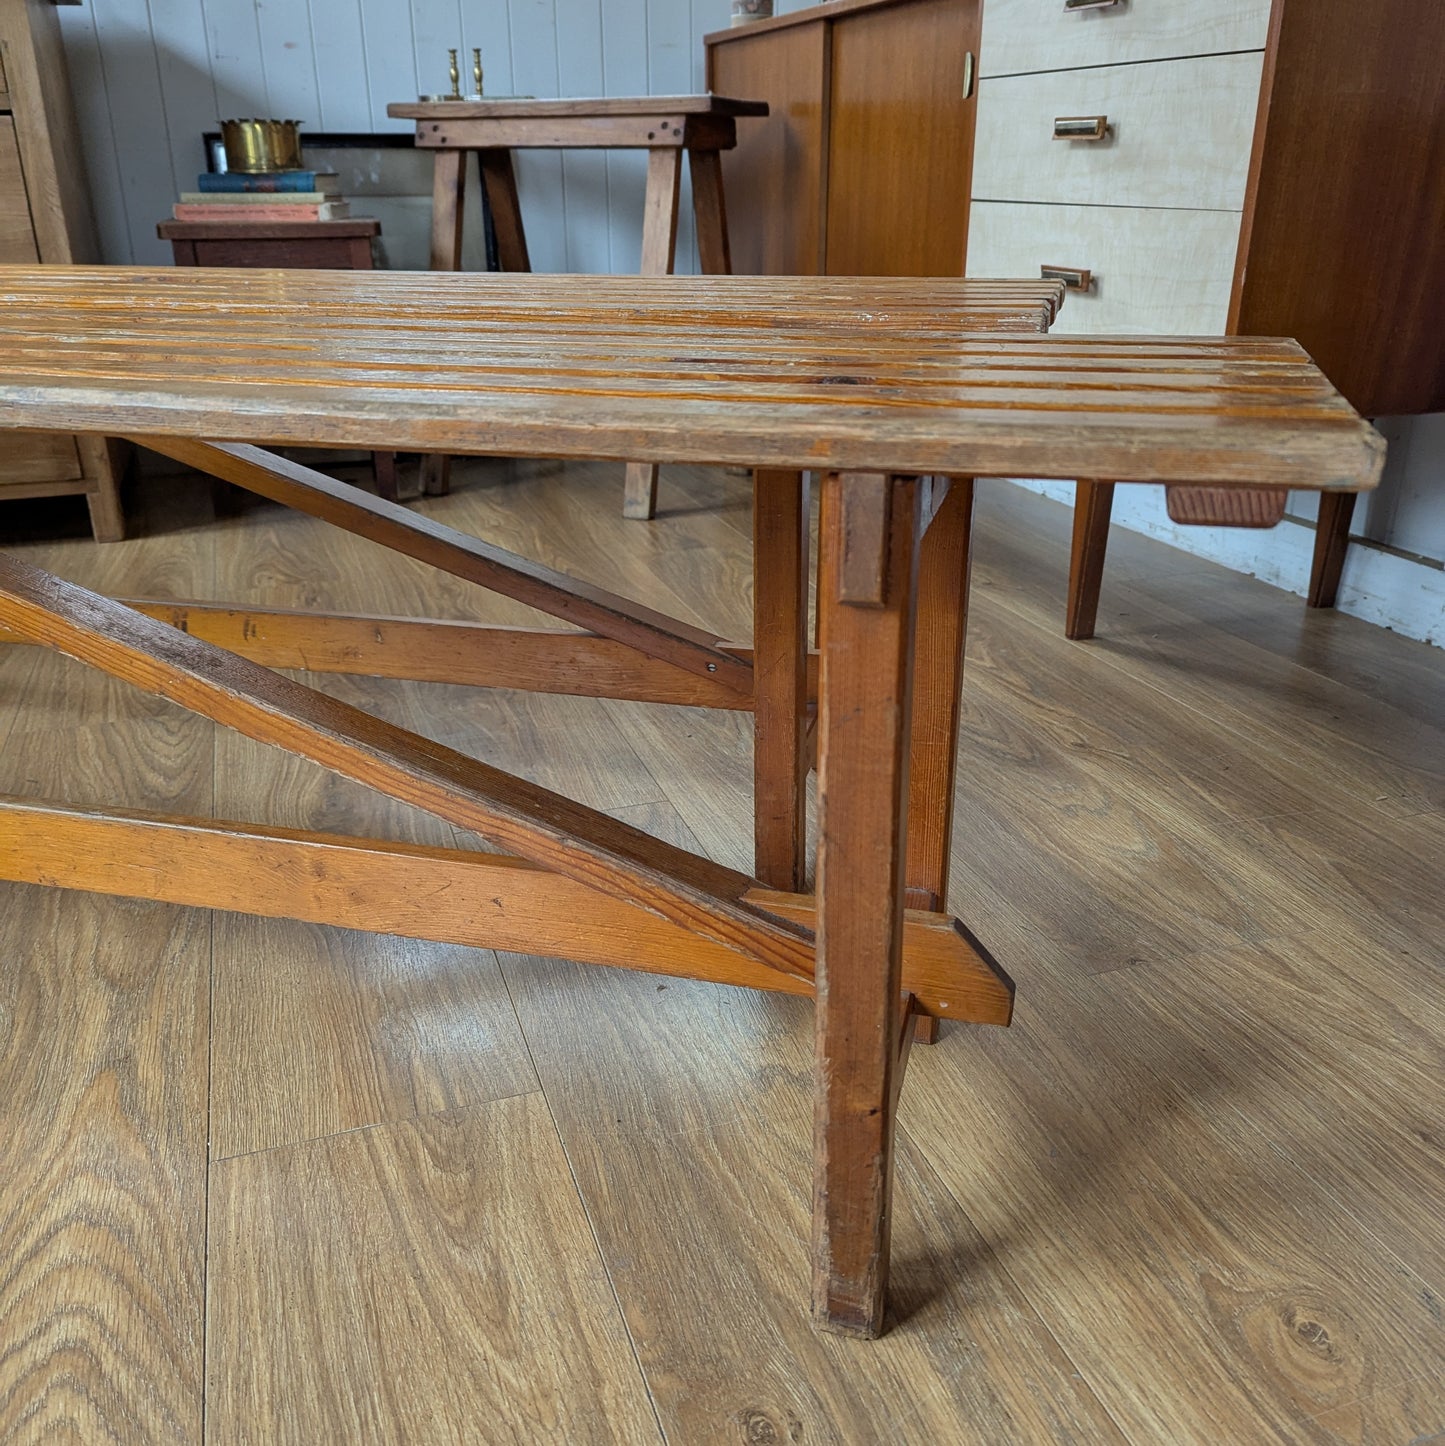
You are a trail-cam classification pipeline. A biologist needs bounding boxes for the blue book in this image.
[196,171,339,194]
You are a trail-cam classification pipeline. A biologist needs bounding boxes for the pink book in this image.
[171,202,350,222]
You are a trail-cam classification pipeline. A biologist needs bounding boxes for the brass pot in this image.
[220,119,305,174]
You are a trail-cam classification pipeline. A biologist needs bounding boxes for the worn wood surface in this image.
[133,438,753,693]
[752,468,812,891]
[0,553,816,982]
[390,94,770,121]
[0,604,762,708]
[905,476,972,910]
[812,471,922,1336]
[0,464,1441,1438]
[0,798,1011,1024]
[0,267,1377,491]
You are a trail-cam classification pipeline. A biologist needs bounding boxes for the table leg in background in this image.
[623,147,684,521]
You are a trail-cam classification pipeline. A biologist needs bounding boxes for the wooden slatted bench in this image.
[0,266,1381,1338]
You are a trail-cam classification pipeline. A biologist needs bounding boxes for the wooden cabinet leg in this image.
[753,468,810,891]
[689,148,732,276]
[1308,490,1357,608]
[1067,479,1115,641]
[814,470,922,1338]
[623,148,685,522]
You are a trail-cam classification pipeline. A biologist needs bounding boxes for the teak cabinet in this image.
[705,0,980,277]
[0,0,124,540]
[967,0,1445,419]
[965,0,1445,622]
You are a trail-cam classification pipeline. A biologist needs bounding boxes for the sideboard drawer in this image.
[973,52,1264,211]
[966,200,1242,334]
[979,0,1271,79]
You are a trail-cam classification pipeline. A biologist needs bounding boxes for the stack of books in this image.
[172,169,351,223]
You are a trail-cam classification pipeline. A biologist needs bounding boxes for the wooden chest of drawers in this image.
[965,0,1445,626]
[967,2,1270,339]
[0,0,124,540]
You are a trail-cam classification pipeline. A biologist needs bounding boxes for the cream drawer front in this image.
[979,0,1270,79]
[966,201,1241,334]
[973,52,1264,211]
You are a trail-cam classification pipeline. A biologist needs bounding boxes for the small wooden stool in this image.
[158,219,398,503]
[386,95,768,517]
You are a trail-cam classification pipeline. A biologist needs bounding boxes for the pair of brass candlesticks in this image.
[420,48,484,103]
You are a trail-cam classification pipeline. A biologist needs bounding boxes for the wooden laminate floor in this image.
[0,461,1441,1444]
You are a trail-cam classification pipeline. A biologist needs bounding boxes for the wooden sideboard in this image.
[705,0,980,277]
[718,0,1443,627]
[965,0,1445,629]
[0,0,124,540]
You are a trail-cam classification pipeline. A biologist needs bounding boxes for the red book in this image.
[171,201,350,222]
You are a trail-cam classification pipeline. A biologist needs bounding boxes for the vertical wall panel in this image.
[600,0,648,273]
[254,0,323,133]
[311,0,373,132]
[145,0,221,211]
[358,0,418,133]
[555,0,610,273]
[54,4,131,264]
[507,0,566,273]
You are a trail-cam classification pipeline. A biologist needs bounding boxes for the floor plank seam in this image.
[493,952,671,1445]
[205,1081,548,1166]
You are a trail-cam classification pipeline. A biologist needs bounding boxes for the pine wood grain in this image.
[0,267,1379,489]
[207,1094,659,1444]
[0,553,817,981]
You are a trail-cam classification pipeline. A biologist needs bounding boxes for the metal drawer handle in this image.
[1064,0,1122,10]
[1053,114,1110,141]
[1041,265,1094,291]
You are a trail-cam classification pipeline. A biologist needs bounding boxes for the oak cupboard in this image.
[0,0,124,540]
[705,0,981,277]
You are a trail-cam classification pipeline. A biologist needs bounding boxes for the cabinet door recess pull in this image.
[963,51,976,100]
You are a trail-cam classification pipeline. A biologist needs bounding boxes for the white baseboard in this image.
[1006,479,1445,649]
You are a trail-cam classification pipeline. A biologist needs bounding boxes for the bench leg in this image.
[813,471,921,1337]
[624,147,684,521]
[753,468,810,891]
[1067,479,1114,640]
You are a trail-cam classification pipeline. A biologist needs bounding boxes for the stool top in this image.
[0,267,1381,492]
[388,95,770,121]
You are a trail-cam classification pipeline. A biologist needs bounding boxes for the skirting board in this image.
[1007,478,1445,649]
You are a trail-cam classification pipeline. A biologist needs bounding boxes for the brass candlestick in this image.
[471,48,484,98]
[447,48,462,100]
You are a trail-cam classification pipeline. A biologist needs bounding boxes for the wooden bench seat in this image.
[0,265,1380,1338]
